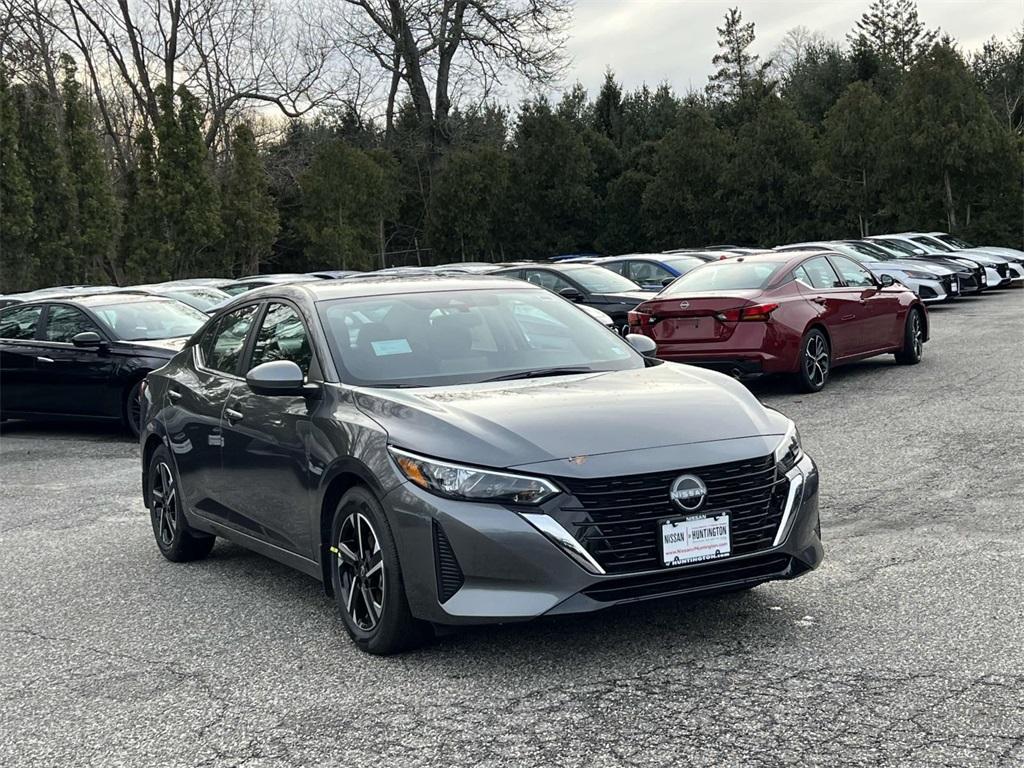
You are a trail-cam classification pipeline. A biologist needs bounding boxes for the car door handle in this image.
[36,356,54,364]
[224,408,244,423]
[812,297,828,305]
[167,389,182,402]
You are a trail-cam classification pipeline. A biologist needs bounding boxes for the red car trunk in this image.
[630,290,769,344]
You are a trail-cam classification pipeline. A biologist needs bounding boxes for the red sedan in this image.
[626,250,928,392]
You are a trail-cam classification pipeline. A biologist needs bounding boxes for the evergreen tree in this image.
[850,0,935,70]
[154,85,223,277]
[221,124,279,276]
[427,145,510,261]
[506,100,596,257]
[599,170,653,253]
[122,128,166,282]
[891,0,937,70]
[0,74,36,292]
[298,140,399,270]
[642,107,731,248]
[890,43,1021,240]
[970,28,1024,135]
[720,98,816,244]
[781,42,859,125]
[17,83,80,286]
[60,55,118,284]
[706,8,773,102]
[816,81,892,236]
[592,70,625,147]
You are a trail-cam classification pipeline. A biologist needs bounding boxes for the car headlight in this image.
[774,421,803,472]
[389,447,559,505]
[902,270,936,280]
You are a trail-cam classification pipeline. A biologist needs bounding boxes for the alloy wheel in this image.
[911,312,923,357]
[804,334,829,388]
[336,511,385,632]
[151,461,177,547]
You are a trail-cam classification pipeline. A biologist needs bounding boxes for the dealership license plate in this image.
[661,514,731,567]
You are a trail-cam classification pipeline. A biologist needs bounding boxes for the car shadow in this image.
[0,418,133,442]
[198,540,801,664]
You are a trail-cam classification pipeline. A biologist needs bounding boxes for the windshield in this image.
[563,266,640,293]
[661,261,785,294]
[162,288,229,311]
[92,299,208,341]
[843,241,895,260]
[939,234,973,249]
[318,288,643,387]
[911,236,953,252]
[874,238,922,256]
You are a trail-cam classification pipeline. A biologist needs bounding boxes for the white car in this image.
[775,242,959,303]
[917,232,1024,286]
[871,234,1012,288]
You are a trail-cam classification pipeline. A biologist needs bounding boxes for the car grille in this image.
[555,454,790,575]
[582,554,793,602]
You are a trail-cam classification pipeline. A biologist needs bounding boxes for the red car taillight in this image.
[715,303,779,322]
[627,309,650,326]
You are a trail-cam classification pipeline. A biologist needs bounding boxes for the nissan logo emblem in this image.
[669,474,707,511]
[678,301,690,309]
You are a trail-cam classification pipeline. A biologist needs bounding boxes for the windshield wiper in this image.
[477,366,598,383]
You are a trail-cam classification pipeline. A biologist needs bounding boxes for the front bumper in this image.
[912,278,955,303]
[383,452,823,625]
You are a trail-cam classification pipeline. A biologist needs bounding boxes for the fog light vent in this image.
[432,521,464,603]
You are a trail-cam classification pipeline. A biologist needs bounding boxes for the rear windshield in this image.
[661,256,708,273]
[661,261,785,294]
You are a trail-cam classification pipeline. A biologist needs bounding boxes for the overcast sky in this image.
[556,0,1022,96]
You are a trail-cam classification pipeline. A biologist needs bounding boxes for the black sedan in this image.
[491,263,649,330]
[0,293,208,436]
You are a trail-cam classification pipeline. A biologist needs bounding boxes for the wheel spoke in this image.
[361,584,379,625]
[335,542,359,565]
[366,558,383,578]
[345,577,357,613]
[355,515,365,558]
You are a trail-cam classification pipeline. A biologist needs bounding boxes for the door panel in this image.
[36,305,116,416]
[218,302,317,556]
[0,305,45,413]
[827,255,893,354]
[796,257,866,358]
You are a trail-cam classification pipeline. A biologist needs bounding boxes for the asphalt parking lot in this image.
[2,290,1022,767]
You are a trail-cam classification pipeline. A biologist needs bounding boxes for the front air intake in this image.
[432,521,464,603]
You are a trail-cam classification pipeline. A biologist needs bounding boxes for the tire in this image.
[148,445,215,562]
[795,328,831,393]
[894,308,924,365]
[124,380,144,438]
[329,486,431,655]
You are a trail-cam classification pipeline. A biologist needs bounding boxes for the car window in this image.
[629,261,672,283]
[793,266,814,287]
[801,257,843,289]
[249,303,313,377]
[205,304,259,374]
[43,305,102,343]
[522,269,576,293]
[830,255,875,287]
[564,265,640,293]
[0,304,43,340]
[600,261,626,276]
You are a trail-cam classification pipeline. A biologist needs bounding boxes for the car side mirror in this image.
[878,274,895,287]
[558,287,584,302]
[246,360,306,396]
[625,333,657,357]
[72,331,104,348]
[661,277,675,287]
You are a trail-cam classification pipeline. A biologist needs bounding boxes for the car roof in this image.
[49,292,179,307]
[235,274,534,304]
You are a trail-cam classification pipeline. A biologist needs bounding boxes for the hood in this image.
[968,246,1023,262]
[117,336,189,356]
[879,260,954,276]
[951,250,1008,266]
[352,363,782,469]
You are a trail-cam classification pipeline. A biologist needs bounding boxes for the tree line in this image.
[0,0,1021,292]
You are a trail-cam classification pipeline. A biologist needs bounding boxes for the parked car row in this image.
[1,228,1014,655]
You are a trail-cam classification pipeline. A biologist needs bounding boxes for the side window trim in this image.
[0,303,46,342]
[195,302,261,379]
[800,257,845,290]
[39,303,106,346]
[826,254,875,289]
[244,298,319,381]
